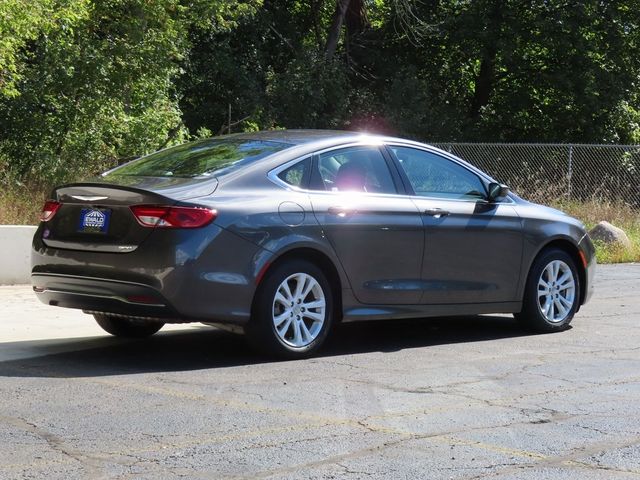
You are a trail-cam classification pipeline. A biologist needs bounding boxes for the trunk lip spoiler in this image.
[54,176,219,201]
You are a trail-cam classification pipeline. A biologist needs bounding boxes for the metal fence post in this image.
[567,145,573,200]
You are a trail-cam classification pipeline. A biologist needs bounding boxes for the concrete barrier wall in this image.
[0,226,37,285]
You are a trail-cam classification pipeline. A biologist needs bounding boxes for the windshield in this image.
[106,139,292,178]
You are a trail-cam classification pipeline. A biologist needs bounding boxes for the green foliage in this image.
[267,55,351,129]
[0,0,90,98]
[379,0,640,142]
[1,0,188,183]
[2,0,640,188]
[0,0,260,184]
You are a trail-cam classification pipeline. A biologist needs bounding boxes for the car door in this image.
[308,144,424,305]
[387,145,523,305]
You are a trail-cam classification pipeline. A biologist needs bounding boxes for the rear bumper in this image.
[31,222,266,324]
[32,273,182,320]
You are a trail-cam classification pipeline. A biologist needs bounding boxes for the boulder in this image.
[588,221,632,249]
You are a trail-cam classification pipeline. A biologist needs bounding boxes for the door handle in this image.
[328,206,357,217]
[424,208,449,218]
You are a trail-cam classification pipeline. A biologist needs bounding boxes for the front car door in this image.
[387,145,524,305]
[308,144,425,305]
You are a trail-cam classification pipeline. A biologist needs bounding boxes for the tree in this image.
[3,0,640,189]
[0,0,259,183]
[0,0,89,98]
[382,0,640,142]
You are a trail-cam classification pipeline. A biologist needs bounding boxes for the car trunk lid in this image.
[41,176,217,253]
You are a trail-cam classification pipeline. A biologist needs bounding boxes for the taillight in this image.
[130,205,217,228]
[40,200,61,222]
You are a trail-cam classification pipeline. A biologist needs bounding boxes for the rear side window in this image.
[313,146,397,194]
[107,139,292,178]
[277,158,311,188]
[391,146,486,200]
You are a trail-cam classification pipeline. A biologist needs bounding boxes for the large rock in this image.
[589,221,632,249]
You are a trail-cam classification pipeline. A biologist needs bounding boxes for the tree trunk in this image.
[469,49,496,119]
[345,0,367,38]
[325,0,351,61]
[310,0,324,51]
[469,2,502,120]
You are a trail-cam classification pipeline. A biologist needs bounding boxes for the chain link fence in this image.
[430,143,640,207]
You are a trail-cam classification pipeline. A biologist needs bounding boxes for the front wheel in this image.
[247,260,334,358]
[515,248,580,332]
[93,314,164,338]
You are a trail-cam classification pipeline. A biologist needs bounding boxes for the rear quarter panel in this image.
[187,184,353,292]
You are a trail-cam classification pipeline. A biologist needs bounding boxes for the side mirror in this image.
[487,182,509,201]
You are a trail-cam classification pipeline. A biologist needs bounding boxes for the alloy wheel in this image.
[537,260,576,323]
[272,273,326,347]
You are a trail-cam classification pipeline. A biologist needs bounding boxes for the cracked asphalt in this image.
[1,264,639,479]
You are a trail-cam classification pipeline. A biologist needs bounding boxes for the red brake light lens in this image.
[40,200,61,222]
[130,205,217,228]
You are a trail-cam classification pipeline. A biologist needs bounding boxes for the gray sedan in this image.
[31,130,596,357]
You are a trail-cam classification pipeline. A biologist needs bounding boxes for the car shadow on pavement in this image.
[0,315,553,378]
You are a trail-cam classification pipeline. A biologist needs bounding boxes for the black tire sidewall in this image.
[249,260,334,358]
[94,314,164,338]
[520,248,580,331]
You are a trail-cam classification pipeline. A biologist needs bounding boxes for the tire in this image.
[247,259,334,358]
[515,248,580,332]
[93,314,164,338]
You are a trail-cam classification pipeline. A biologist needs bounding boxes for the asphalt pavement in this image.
[1,264,639,479]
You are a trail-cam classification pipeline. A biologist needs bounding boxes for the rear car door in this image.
[387,145,523,304]
[308,145,425,305]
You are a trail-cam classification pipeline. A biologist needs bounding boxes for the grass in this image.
[551,199,640,264]
[1,181,638,263]
[0,182,49,225]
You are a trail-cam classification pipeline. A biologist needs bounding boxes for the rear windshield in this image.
[106,139,292,178]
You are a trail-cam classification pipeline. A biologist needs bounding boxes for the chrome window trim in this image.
[267,140,388,192]
[405,193,515,205]
[267,140,515,205]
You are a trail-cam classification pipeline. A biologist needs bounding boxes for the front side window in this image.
[391,146,486,200]
[107,139,292,178]
[314,146,397,194]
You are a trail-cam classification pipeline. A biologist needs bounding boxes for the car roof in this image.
[205,129,498,190]
[223,129,387,146]
[218,129,497,183]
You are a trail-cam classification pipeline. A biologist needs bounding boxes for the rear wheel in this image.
[247,260,334,358]
[93,314,164,338]
[515,248,580,332]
